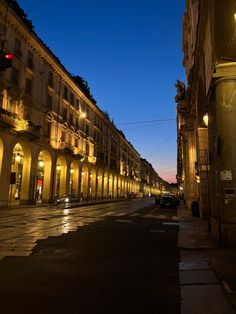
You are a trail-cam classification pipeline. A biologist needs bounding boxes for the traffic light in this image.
[0,51,14,71]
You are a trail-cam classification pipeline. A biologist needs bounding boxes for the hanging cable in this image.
[118,118,175,126]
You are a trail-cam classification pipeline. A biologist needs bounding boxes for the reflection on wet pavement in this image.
[0,198,154,260]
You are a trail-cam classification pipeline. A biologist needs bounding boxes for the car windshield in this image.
[162,196,175,201]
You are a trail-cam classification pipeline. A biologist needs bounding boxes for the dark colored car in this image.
[56,194,81,205]
[160,195,178,208]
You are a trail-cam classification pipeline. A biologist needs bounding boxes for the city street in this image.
[0,198,180,314]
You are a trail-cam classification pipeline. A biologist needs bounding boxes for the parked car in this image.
[160,195,178,208]
[56,194,81,205]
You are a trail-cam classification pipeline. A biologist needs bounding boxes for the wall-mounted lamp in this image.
[196,174,200,184]
[38,159,45,168]
[70,168,74,174]
[203,113,208,127]
[56,164,61,171]
[15,153,22,164]
[81,171,84,176]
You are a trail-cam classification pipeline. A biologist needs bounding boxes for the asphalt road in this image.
[0,199,180,314]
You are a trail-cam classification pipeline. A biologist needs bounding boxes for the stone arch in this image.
[70,159,79,194]
[89,166,97,199]
[108,173,114,198]
[55,155,67,197]
[97,169,104,199]
[103,171,109,198]
[81,163,89,199]
[36,149,52,203]
[10,141,31,204]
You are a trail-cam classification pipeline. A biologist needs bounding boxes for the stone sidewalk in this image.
[178,203,236,313]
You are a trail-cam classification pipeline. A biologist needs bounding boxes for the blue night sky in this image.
[17,0,186,183]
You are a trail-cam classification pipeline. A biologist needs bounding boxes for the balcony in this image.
[0,108,17,130]
[64,142,74,154]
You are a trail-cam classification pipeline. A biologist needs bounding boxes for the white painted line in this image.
[150,229,165,233]
[116,219,132,223]
[104,212,115,216]
[222,280,233,293]
[163,222,179,226]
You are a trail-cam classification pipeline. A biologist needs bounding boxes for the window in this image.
[75,138,78,147]
[48,71,53,87]
[14,37,21,57]
[25,78,32,95]
[70,93,74,106]
[68,134,72,145]
[0,23,6,48]
[46,122,51,138]
[75,118,79,128]
[63,108,67,120]
[47,94,52,109]
[69,113,73,125]
[61,131,65,142]
[63,86,68,100]
[86,143,89,155]
[76,99,80,110]
[11,67,19,86]
[85,124,89,136]
[27,51,33,69]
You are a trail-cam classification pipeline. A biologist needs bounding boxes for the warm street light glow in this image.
[38,159,45,168]
[81,112,86,118]
[203,113,208,127]
[70,168,74,174]
[196,175,200,184]
[15,153,22,163]
[81,171,84,176]
[56,164,61,171]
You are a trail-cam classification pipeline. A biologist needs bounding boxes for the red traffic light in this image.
[5,53,14,59]
[0,51,14,71]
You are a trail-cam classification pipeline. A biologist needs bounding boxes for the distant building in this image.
[140,158,167,196]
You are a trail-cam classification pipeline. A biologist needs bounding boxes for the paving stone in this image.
[179,261,210,270]
[181,285,235,314]
[180,269,219,285]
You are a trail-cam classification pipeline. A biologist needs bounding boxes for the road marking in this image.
[116,219,132,223]
[131,213,140,217]
[222,280,233,293]
[150,229,165,233]
[104,212,115,216]
[163,222,179,226]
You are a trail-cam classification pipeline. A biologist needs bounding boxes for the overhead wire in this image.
[122,120,175,131]
[146,129,176,158]
[117,118,175,126]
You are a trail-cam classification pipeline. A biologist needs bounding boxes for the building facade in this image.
[0,0,163,207]
[178,0,236,246]
[140,158,167,197]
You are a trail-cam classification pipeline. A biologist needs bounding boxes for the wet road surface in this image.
[0,198,180,314]
[0,198,154,259]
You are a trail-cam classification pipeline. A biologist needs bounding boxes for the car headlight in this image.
[65,197,70,203]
